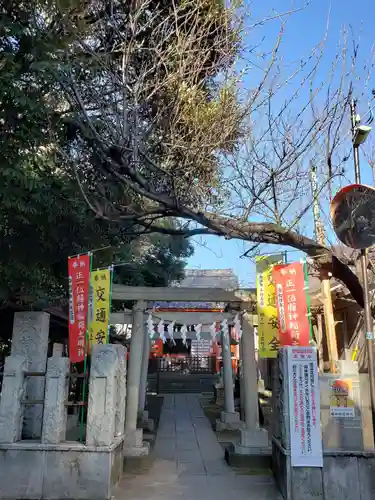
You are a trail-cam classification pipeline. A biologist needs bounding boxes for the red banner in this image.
[68,254,90,363]
[272,262,310,347]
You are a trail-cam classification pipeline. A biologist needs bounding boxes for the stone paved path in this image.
[115,394,282,500]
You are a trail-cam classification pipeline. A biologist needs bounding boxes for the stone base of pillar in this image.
[138,409,149,421]
[213,383,225,406]
[215,411,244,432]
[123,429,150,457]
[138,410,155,432]
[234,428,270,454]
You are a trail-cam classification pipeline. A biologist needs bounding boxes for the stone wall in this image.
[272,352,375,500]
[0,440,124,500]
[272,440,375,500]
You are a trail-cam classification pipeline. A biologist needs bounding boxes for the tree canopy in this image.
[1,0,373,312]
[47,0,370,307]
[0,0,193,309]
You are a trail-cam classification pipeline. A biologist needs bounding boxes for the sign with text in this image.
[287,346,323,467]
[256,254,284,358]
[329,379,355,418]
[153,301,225,312]
[68,254,90,363]
[273,262,310,347]
[88,268,112,346]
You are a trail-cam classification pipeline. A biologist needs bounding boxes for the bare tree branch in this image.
[45,0,375,312]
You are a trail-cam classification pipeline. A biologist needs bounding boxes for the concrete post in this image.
[114,344,127,438]
[0,355,29,443]
[86,345,118,446]
[216,323,242,431]
[241,312,259,429]
[222,327,235,413]
[235,312,269,454]
[42,356,70,444]
[124,301,149,455]
[11,312,50,439]
[138,333,155,432]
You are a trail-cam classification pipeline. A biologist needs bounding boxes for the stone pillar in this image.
[0,355,29,443]
[11,312,50,439]
[222,327,235,413]
[114,344,127,438]
[86,345,118,446]
[235,312,268,454]
[241,312,259,429]
[216,324,242,431]
[42,356,70,444]
[124,301,149,455]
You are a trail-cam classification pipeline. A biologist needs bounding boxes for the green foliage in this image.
[112,230,194,288]
[0,0,193,308]
[46,0,244,212]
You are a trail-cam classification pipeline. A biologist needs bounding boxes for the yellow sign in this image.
[256,254,283,358]
[88,268,112,346]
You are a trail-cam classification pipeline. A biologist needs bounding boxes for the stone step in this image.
[224,443,272,471]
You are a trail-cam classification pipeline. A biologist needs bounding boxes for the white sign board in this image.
[191,339,211,357]
[287,346,323,467]
[329,379,355,419]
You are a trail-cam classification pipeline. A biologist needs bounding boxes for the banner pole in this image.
[107,265,114,343]
[79,252,92,442]
[303,259,314,342]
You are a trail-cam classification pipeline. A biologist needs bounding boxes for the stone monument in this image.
[0,314,128,500]
[11,312,50,439]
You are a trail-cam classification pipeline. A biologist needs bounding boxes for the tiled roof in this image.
[173,269,239,290]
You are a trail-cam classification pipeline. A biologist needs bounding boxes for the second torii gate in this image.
[110,284,268,457]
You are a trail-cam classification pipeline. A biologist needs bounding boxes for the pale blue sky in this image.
[187,1,375,287]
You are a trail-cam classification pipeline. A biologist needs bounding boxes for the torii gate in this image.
[110,284,269,457]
